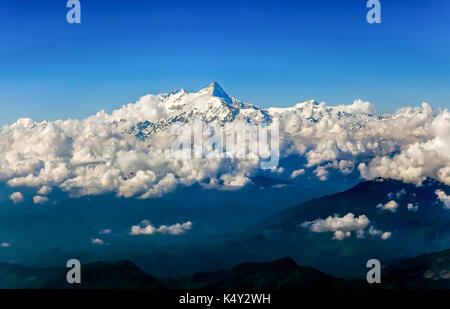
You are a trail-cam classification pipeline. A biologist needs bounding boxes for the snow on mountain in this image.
[127,82,270,138]
[1,82,449,201]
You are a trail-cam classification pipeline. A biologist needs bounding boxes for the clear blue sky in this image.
[0,0,449,125]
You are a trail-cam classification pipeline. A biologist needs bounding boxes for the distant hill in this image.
[0,249,448,289]
[0,260,165,289]
[381,248,450,289]
[163,257,363,289]
[14,179,449,280]
[245,178,450,234]
[232,178,450,278]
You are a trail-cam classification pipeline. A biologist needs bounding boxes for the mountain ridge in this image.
[1,249,448,289]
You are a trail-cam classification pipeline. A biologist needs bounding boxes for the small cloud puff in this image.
[37,186,52,195]
[376,200,399,212]
[435,190,450,209]
[388,189,406,199]
[9,192,24,204]
[407,203,419,211]
[333,230,352,240]
[33,196,49,204]
[91,238,104,245]
[381,232,392,240]
[99,229,111,234]
[313,160,355,181]
[270,167,284,174]
[290,168,305,179]
[130,220,192,236]
[1,242,11,247]
[368,226,391,240]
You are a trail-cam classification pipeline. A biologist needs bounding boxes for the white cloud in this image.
[290,168,305,179]
[407,203,419,211]
[333,230,352,240]
[337,99,376,115]
[359,107,450,185]
[338,160,355,175]
[368,226,382,237]
[0,85,448,200]
[314,165,330,181]
[381,232,392,240]
[33,195,49,204]
[91,238,104,245]
[130,220,192,236]
[376,200,399,212]
[37,186,52,195]
[99,229,111,234]
[312,160,355,181]
[301,213,369,240]
[388,189,406,199]
[435,189,450,209]
[219,174,250,191]
[301,213,391,240]
[368,226,391,240]
[9,192,24,204]
[0,242,11,247]
[270,166,284,174]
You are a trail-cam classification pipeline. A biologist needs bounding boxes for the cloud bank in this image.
[130,220,192,236]
[0,83,448,200]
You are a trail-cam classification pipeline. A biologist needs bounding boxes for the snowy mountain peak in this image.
[198,81,233,104]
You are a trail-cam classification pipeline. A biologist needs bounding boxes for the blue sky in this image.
[0,0,449,125]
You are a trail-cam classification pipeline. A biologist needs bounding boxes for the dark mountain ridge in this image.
[0,248,448,289]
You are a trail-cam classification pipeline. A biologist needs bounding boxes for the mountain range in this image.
[1,248,448,289]
[0,82,448,288]
[5,177,447,282]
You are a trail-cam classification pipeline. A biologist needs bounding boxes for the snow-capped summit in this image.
[198,81,233,104]
[126,82,272,137]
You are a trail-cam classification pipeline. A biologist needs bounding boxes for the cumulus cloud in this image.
[290,168,305,179]
[37,186,52,195]
[333,230,352,240]
[270,166,285,174]
[435,190,450,209]
[314,165,330,181]
[388,189,406,199]
[312,160,355,181]
[91,238,104,245]
[381,232,392,240]
[407,203,419,211]
[337,99,376,115]
[376,200,399,212]
[301,213,391,240]
[359,106,450,185]
[368,226,391,239]
[9,192,24,204]
[301,213,369,240]
[99,229,111,234]
[33,195,49,204]
[0,242,11,247]
[0,85,448,200]
[130,220,192,236]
